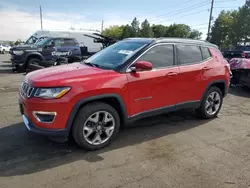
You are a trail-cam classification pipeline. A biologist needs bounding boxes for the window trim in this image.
[126,43,177,72]
[175,44,212,67]
[201,46,212,61]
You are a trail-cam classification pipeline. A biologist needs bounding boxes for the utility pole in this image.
[101,20,104,33]
[207,0,214,40]
[40,5,43,29]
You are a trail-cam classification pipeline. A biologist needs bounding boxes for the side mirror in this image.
[130,61,153,72]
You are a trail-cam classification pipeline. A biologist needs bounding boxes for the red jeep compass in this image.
[19,38,231,150]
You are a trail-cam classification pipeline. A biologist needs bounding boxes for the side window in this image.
[48,39,61,47]
[138,44,174,68]
[176,45,202,65]
[201,47,211,60]
[61,38,76,47]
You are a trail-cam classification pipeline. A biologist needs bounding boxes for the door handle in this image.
[166,72,178,76]
[203,67,211,70]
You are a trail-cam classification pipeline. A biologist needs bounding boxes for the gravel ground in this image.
[0,54,249,188]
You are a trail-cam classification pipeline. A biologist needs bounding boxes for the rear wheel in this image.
[72,102,120,150]
[196,87,223,119]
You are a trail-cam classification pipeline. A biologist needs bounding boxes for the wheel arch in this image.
[24,53,44,67]
[202,80,227,100]
[66,94,128,132]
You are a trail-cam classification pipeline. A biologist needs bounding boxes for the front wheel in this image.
[196,87,223,119]
[72,102,120,150]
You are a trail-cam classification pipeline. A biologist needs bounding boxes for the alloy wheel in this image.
[205,91,221,115]
[83,111,115,145]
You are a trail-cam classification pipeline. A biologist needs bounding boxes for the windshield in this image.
[35,37,48,44]
[25,36,38,45]
[35,38,51,46]
[82,40,149,69]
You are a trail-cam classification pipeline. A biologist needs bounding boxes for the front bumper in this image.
[19,94,73,137]
[22,114,69,137]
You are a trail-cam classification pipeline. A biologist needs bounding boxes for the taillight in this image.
[242,52,246,58]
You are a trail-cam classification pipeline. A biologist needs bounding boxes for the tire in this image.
[2,49,5,54]
[196,87,223,119]
[26,58,41,73]
[72,102,120,150]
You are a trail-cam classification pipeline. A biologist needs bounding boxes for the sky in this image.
[0,0,246,41]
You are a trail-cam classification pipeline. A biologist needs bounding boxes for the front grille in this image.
[20,82,35,98]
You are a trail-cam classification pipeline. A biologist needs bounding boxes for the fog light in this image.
[32,111,56,123]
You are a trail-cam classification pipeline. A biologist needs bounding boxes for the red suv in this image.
[19,38,231,150]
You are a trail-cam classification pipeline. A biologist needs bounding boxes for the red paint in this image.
[19,47,230,130]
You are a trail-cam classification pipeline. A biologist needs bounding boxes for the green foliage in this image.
[151,24,167,38]
[209,0,250,47]
[140,19,154,37]
[102,25,123,39]
[102,17,203,41]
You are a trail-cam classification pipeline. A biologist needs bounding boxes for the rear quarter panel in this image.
[209,47,230,89]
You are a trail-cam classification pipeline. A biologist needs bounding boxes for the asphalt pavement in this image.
[0,54,249,188]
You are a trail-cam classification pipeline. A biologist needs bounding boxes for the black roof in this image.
[123,37,218,48]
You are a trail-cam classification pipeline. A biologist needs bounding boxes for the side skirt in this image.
[126,101,201,124]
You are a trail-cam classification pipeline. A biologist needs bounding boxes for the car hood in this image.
[229,58,250,70]
[25,63,113,87]
[11,44,38,51]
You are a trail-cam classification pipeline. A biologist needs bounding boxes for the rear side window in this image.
[201,47,211,60]
[138,44,174,68]
[176,45,202,65]
[61,38,77,46]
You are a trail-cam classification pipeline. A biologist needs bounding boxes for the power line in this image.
[148,0,210,22]
[152,9,209,24]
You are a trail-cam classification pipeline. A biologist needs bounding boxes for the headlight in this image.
[34,87,71,99]
[13,50,24,55]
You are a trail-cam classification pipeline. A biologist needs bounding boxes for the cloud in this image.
[0,2,129,41]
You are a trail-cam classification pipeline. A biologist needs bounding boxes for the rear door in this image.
[60,38,81,58]
[175,44,213,103]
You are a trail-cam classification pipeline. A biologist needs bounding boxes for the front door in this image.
[126,44,180,117]
[41,38,62,60]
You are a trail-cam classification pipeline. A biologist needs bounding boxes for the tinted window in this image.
[177,45,202,65]
[138,44,174,68]
[62,38,76,46]
[47,39,61,47]
[201,47,211,60]
[82,40,149,69]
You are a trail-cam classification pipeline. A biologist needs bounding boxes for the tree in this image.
[151,24,167,38]
[131,17,140,37]
[209,10,235,48]
[102,25,123,39]
[140,19,154,37]
[121,24,135,38]
[165,24,191,38]
[189,30,202,39]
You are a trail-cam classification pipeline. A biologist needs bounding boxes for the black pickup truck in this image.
[222,45,250,61]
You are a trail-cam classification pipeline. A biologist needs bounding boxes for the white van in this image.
[24,29,103,53]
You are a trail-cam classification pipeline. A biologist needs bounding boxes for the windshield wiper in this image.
[82,61,99,67]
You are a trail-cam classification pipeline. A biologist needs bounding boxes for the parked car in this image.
[229,58,250,87]
[222,45,250,61]
[10,37,82,72]
[0,43,11,54]
[18,38,231,150]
